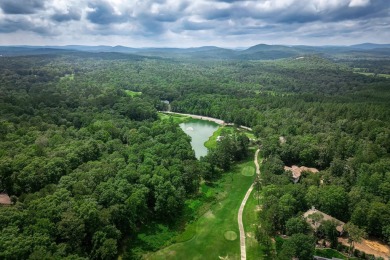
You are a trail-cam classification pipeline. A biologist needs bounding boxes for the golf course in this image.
[144,150,263,260]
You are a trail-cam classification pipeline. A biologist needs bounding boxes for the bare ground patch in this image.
[284,165,319,182]
[338,237,390,259]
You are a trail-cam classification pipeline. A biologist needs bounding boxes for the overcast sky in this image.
[0,0,389,48]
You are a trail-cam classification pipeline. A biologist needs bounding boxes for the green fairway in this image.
[243,130,256,140]
[352,69,390,78]
[144,159,256,260]
[243,189,264,259]
[224,231,238,241]
[125,90,143,97]
[241,166,255,176]
[158,112,190,124]
[242,152,264,259]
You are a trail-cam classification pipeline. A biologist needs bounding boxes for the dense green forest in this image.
[0,51,389,259]
[0,54,203,259]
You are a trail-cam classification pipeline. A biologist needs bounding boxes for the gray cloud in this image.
[200,0,389,24]
[0,17,55,35]
[136,14,166,35]
[0,0,388,47]
[0,0,45,14]
[323,0,389,22]
[87,1,128,25]
[181,20,214,31]
[51,9,81,22]
[0,19,27,33]
[213,0,239,2]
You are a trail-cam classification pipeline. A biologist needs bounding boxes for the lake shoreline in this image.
[159,111,253,131]
[179,119,219,159]
[160,111,226,125]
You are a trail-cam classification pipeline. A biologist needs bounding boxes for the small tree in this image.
[254,175,262,205]
[286,217,310,236]
[344,222,366,257]
[256,226,273,257]
[319,220,339,248]
[307,212,324,232]
[279,233,316,260]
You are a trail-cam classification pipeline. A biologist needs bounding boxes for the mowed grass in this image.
[243,130,256,140]
[243,189,263,259]
[315,249,347,259]
[243,152,264,259]
[352,69,390,79]
[205,126,254,150]
[354,71,390,78]
[158,113,190,124]
[204,126,235,149]
[125,90,143,97]
[144,158,256,260]
[241,166,255,176]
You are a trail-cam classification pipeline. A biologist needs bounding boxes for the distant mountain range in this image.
[1,43,389,60]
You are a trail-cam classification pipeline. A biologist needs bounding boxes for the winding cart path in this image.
[161,111,226,125]
[160,111,253,131]
[238,148,260,260]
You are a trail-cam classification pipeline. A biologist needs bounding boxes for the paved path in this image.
[160,111,253,131]
[254,149,260,176]
[161,111,226,125]
[238,149,260,260]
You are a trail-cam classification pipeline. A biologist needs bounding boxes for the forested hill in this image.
[0,51,389,259]
[1,43,390,60]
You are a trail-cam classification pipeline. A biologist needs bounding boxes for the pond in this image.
[180,119,219,159]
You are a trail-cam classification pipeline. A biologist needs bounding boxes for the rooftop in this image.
[304,208,345,233]
[0,193,11,205]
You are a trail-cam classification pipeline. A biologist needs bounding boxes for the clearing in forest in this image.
[125,90,142,97]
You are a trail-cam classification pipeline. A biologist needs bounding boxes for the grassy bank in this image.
[315,248,348,259]
[204,126,233,149]
[158,112,191,124]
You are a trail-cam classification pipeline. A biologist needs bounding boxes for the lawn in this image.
[352,69,390,79]
[241,166,255,177]
[158,112,190,124]
[241,129,256,140]
[243,188,264,259]
[204,125,254,150]
[242,152,264,259]
[125,90,143,97]
[204,126,235,149]
[315,248,348,259]
[144,158,257,260]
